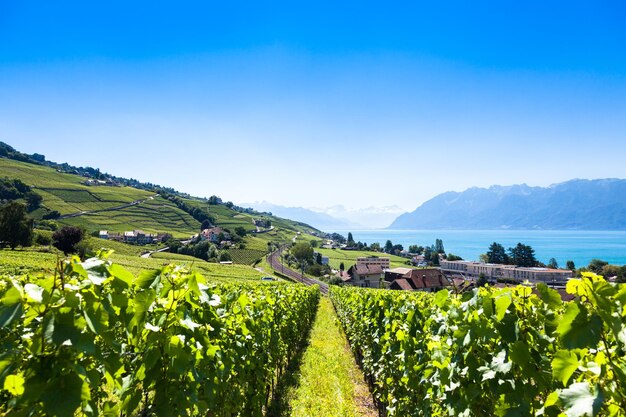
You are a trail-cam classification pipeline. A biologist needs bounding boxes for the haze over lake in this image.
[337,230,626,267]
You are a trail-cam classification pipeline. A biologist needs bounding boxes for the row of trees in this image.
[481,243,626,281]
[0,201,89,255]
[167,239,232,263]
[161,193,215,226]
[0,177,42,212]
[483,242,538,267]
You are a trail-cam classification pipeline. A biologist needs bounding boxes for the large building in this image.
[440,260,573,284]
[356,256,390,269]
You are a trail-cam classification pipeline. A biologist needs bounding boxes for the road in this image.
[141,246,171,258]
[267,245,329,295]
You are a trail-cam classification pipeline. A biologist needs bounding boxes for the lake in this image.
[335,230,626,268]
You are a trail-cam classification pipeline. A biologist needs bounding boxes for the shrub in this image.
[52,226,85,255]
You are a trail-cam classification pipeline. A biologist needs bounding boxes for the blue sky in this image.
[1,1,626,212]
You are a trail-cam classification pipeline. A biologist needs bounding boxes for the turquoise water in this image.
[337,230,626,267]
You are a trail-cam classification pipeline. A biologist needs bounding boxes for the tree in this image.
[384,240,393,253]
[566,260,576,271]
[408,245,419,254]
[370,242,381,252]
[588,259,608,274]
[42,210,61,220]
[477,273,489,287]
[234,226,247,237]
[339,262,345,271]
[316,252,323,265]
[208,195,221,205]
[435,239,445,254]
[508,243,537,267]
[167,239,182,253]
[486,242,508,264]
[547,258,559,269]
[392,244,404,255]
[447,253,463,261]
[329,276,343,285]
[218,251,232,262]
[310,240,318,248]
[192,241,210,261]
[200,219,213,230]
[291,242,314,277]
[208,244,219,261]
[347,232,355,246]
[601,264,620,279]
[0,201,33,249]
[52,226,84,255]
[26,192,43,211]
[291,243,314,264]
[306,264,323,277]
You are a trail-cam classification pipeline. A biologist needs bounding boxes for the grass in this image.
[285,297,376,417]
[314,247,411,270]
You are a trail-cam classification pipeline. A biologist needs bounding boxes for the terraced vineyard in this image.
[61,196,200,239]
[0,256,320,416]
[0,158,200,238]
[229,248,267,265]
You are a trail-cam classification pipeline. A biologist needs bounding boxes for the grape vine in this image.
[0,252,320,416]
[330,273,626,417]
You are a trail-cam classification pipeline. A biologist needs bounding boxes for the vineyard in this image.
[0,254,320,416]
[330,274,626,417]
[229,248,267,265]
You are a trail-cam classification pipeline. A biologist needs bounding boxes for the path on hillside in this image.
[57,194,158,219]
[281,298,377,417]
[268,246,329,295]
[141,246,170,258]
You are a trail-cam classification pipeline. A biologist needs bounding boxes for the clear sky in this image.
[1,1,626,212]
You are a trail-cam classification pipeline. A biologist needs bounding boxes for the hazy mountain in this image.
[241,201,364,231]
[389,179,626,230]
[310,205,406,229]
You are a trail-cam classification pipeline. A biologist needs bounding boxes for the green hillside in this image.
[0,155,319,264]
[0,158,198,238]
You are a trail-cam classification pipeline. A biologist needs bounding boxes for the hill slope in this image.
[390,179,626,230]
[0,151,319,244]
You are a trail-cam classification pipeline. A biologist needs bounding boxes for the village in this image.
[335,254,572,291]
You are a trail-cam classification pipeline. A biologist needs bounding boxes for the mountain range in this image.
[240,202,405,231]
[389,179,626,230]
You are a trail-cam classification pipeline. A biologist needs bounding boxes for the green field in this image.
[314,247,411,270]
